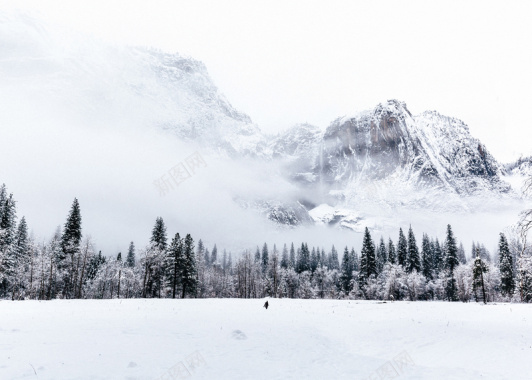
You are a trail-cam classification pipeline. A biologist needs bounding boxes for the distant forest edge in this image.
[1,183,531,303]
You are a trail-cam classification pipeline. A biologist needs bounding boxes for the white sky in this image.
[3,0,532,162]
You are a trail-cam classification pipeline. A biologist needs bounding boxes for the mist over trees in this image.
[1,182,532,302]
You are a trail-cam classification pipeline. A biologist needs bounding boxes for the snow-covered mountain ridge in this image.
[0,12,265,157]
[267,100,518,228]
[1,12,525,237]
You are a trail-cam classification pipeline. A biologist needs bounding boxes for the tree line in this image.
[1,183,532,302]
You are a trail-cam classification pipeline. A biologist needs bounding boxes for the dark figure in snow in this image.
[263,300,269,309]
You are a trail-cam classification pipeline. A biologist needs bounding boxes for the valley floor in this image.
[1,299,531,379]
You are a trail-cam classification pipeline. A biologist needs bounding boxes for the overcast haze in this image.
[0,1,529,255]
[4,0,532,162]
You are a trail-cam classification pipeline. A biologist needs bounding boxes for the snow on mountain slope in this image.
[316,100,509,199]
[279,100,521,232]
[0,12,265,157]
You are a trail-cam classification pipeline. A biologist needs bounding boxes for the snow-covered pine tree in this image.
[498,233,515,298]
[359,227,377,291]
[406,226,421,273]
[254,246,261,263]
[181,234,197,298]
[376,237,387,274]
[458,242,467,264]
[340,247,353,294]
[261,243,269,274]
[148,217,167,298]
[289,243,296,269]
[421,233,433,281]
[444,224,460,301]
[195,239,206,298]
[0,191,17,298]
[211,244,218,266]
[126,242,136,268]
[350,248,359,272]
[166,233,185,299]
[387,238,396,264]
[60,198,82,298]
[280,244,289,269]
[310,247,318,273]
[150,217,167,252]
[397,228,407,268]
[472,248,488,303]
[517,255,532,303]
[432,238,443,275]
[222,249,227,273]
[297,243,310,273]
[329,245,340,270]
[10,216,29,299]
[266,245,279,297]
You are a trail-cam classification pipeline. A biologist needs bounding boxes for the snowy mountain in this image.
[0,12,265,157]
[269,100,519,229]
[1,12,525,238]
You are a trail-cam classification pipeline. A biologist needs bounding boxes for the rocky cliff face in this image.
[268,100,515,226]
[313,100,508,196]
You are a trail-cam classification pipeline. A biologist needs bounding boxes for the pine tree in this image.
[181,234,197,298]
[297,243,310,273]
[387,238,396,264]
[359,227,377,289]
[432,239,443,275]
[0,193,17,251]
[197,239,205,260]
[222,249,228,273]
[472,248,488,304]
[350,248,358,272]
[204,248,210,268]
[289,243,296,269]
[458,243,466,264]
[310,247,318,273]
[148,217,167,298]
[126,242,136,268]
[60,198,82,298]
[261,243,269,273]
[280,244,289,269]
[11,216,29,299]
[444,224,459,301]
[166,233,186,299]
[397,228,407,267]
[421,233,433,280]
[498,233,515,297]
[406,226,421,273]
[150,217,167,252]
[340,247,353,293]
[376,237,387,273]
[329,245,340,270]
[254,246,261,263]
[211,244,218,265]
[14,217,29,258]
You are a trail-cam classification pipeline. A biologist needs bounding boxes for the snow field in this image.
[1,299,531,379]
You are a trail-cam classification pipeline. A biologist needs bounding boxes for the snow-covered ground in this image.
[1,299,531,379]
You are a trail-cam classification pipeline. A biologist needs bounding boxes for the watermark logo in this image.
[154,151,207,196]
[154,351,207,380]
[364,350,415,380]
